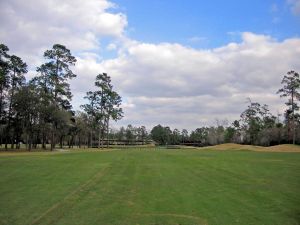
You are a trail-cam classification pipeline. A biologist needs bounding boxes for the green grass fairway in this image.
[0,148,299,225]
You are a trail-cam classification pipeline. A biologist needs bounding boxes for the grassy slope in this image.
[0,149,299,225]
[203,143,300,152]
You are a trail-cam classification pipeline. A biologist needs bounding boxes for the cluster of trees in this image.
[0,43,122,150]
[149,124,228,146]
[149,71,300,146]
[150,125,187,145]
[110,125,149,144]
[81,73,123,148]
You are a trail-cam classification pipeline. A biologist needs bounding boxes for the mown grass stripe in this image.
[30,166,110,225]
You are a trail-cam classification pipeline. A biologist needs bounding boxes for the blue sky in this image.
[113,0,299,48]
[1,0,300,130]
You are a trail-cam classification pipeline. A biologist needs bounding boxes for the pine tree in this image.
[277,71,300,144]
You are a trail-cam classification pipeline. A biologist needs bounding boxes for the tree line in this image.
[0,43,122,150]
[149,71,300,146]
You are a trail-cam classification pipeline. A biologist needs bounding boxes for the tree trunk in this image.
[29,133,32,151]
[4,137,7,150]
[101,127,104,149]
[90,130,93,148]
[78,135,81,148]
[292,89,295,145]
[7,70,16,150]
[16,133,20,149]
[69,136,73,148]
[106,119,109,148]
[42,132,46,149]
[98,128,102,149]
[26,133,29,151]
[60,135,63,149]
[50,126,55,151]
[11,131,15,149]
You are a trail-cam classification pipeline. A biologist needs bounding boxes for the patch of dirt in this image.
[0,148,123,157]
[0,151,59,157]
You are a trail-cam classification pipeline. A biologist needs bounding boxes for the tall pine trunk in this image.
[106,118,109,148]
[292,90,296,145]
[98,129,101,149]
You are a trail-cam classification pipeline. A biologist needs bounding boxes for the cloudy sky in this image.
[1,0,300,131]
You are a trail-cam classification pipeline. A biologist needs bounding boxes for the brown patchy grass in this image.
[266,144,300,152]
[0,148,115,157]
[203,143,300,152]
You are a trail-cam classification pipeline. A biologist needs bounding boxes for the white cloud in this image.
[106,43,118,51]
[0,0,127,65]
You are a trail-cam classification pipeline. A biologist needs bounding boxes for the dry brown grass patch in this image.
[203,143,300,152]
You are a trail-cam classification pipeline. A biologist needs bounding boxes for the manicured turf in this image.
[0,148,299,225]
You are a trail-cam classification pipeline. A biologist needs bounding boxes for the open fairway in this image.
[0,147,299,225]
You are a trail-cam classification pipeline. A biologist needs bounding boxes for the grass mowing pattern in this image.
[0,149,299,225]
